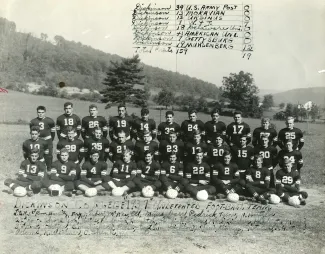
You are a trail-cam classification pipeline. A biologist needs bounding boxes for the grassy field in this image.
[0,91,324,253]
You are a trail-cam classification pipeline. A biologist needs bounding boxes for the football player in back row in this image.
[132,108,157,141]
[30,105,56,169]
[278,116,304,150]
[108,104,133,142]
[181,109,205,143]
[56,102,81,140]
[226,111,251,148]
[252,118,277,147]
[157,111,181,141]
[204,109,226,144]
[81,104,108,140]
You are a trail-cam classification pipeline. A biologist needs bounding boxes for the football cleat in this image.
[75,190,84,196]
[209,195,217,201]
[300,199,306,206]
[27,190,34,197]
[239,195,246,201]
[64,191,73,197]
[4,178,13,187]
[51,190,59,196]
[40,189,49,195]
[177,192,185,198]
[216,193,226,199]
[299,191,308,199]
[132,191,141,197]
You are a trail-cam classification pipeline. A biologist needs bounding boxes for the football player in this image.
[75,149,109,195]
[226,111,251,148]
[45,148,77,197]
[157,111,181,141]
[83,127,110,162]
[278,116,304,150]
[158,130,185,163]
[184,130,207,165]
[211,151,245,197]
[81,104,108,140]
[30,105,56,169]
[230,135,254,179]
[108,104,133,142]
[275,158,307,205]
[206,134,230,167]
[103,149,137,196]
[160,152,187,197]
[252,118,277,147]
[133,151,162,196]
[277,139,303,172]
[204,109,226,144]
[132,108,157,141]
[134,131,159,162]
[180,109,205,143]
[108,131,134,163]
[56,126,84,165]
[245,155,273,205]
[184,147,216,199]
[22,126,49,164]
[56,102,81,140]
[4,148,45,196]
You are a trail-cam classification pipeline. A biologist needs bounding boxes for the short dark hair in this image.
[64,102,73,108]
[165,111,174,117]
[234,111,242,116]
[211,109,219,117]
[30,126,40,133]
[118,104,126,109]
[30,148,40,154]
[188,109,197,115]
[144,150,153,156]
[90,149,100,155]
[89,104,97,109]
[60,148,69,154]
[66,126,76,132]
[192,130,201,137]
[141,108,149,116]
[223,150,232,157]
[37,106,46,112]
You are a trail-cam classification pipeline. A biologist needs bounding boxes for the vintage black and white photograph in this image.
[0,0,324,253]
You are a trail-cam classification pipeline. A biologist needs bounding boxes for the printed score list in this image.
[132,3,253,59]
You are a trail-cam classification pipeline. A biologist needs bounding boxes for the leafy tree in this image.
[279,102,285,109]
[101,54,146,108]
[285,103,294,117]
[221,71,259,115]
[154,88,174,109]
[309,103,320,120]
[262,94,274,109]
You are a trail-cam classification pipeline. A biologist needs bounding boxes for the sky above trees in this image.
[1,0,324,90]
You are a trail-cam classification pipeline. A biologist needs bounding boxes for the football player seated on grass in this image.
[22,126,49,164]
[158,130,184,163]
[277,116,304,151]
[81,104,108,140]
[277,139,303,173]
[211,151,245,199]
[44,148,77,197]
[230,135,254,179]
[157,111,181,141]
[132,108,157,141]
[160,152,187,199]
[108,104,133,142]
[57,126,84,165]
[253,134,278,187]
[184,130,207,165]
[204,109,226,144]
[134,131,159,163]
[75,149,109,197]
[133,151,162,198]
[83,127,110,162]
[206,134,230,167]
[275,158,308,206]
[245,155,275,205]
[184,147,216,201]
[252,118,278,147]
[4,148,45,197]
[102,149,137,197]
[108,130,134,163]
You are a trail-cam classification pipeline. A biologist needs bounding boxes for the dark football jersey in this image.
[157,122,181,141]
[161,161,184,177]
[184,141,208,163]
[132,118,156,140]
[253,145,278,168]
[22,139,49,160]
[136,160,161,180]
[81,161,108,179]
[277,149,303,170]
[19,159,46,177]
[30,117,56,139]
[275,169,300,186]
[50,160,77,176]
[108,140,134,162]
[56,114,81,139]
[108,116,133,140]
[252,127,277,146]
[180,120,205,142]
[81,116,108,139]
[204,120,227,143]
[84,137,110,161]
[226,122,251,147]
[111,160,137,179]
[159,140,185,162]
[212,162,239,181]
[57,139,84,163]
[185,162,210,182]
[278,127,304,150]
[231,146,254,170]
[206,144,230,166]
[246,166,270,183]
[134,140,159,162]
